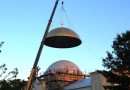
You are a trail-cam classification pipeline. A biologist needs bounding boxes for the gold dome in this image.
[45,27,82,48]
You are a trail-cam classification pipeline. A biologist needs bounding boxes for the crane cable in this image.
[61,0,72,28]
[50,0,74,30]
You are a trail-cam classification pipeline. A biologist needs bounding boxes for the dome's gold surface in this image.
[45,27,82,48]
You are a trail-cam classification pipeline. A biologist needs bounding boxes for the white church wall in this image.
[90,72,106,90]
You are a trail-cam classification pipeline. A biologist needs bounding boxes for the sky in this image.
[0,0,130,80]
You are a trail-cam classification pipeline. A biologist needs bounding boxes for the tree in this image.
[0,64,27,90]
[0,41,4,53]
[0,64,18,80]
[0,79,27,90]
[98,30,130,90]
[0,42,27,90]
[0,42,18,80]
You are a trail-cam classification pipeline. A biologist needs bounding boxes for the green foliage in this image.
[100,30,130,90]
[0,64,27,90]
[0,79,27,90]
[0,41,27,89]
[0,64,7,78]
[4,68,18,80]
[0,42,4,53]
[0,64,18,80]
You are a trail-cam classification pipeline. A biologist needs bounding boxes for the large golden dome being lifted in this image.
[44,27,82,48]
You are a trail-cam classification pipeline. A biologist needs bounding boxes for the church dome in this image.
[45,60,82,74]
[44,27,82,48]
[43,60,84,89]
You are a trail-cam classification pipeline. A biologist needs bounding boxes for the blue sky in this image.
[0,0,130,80]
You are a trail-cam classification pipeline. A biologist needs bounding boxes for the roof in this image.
[64,77,91,90]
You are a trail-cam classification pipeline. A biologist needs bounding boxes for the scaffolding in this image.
[38,68,87,90]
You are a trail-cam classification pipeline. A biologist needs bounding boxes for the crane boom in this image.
[26,0,59,90]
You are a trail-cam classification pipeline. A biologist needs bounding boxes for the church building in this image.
[31,60,109,90]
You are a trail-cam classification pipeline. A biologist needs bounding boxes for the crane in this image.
[26,0,59,90]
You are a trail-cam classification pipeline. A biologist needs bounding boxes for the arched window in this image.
[93,80,99,90]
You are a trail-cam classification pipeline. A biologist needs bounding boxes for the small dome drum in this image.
[44,27,82,48]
